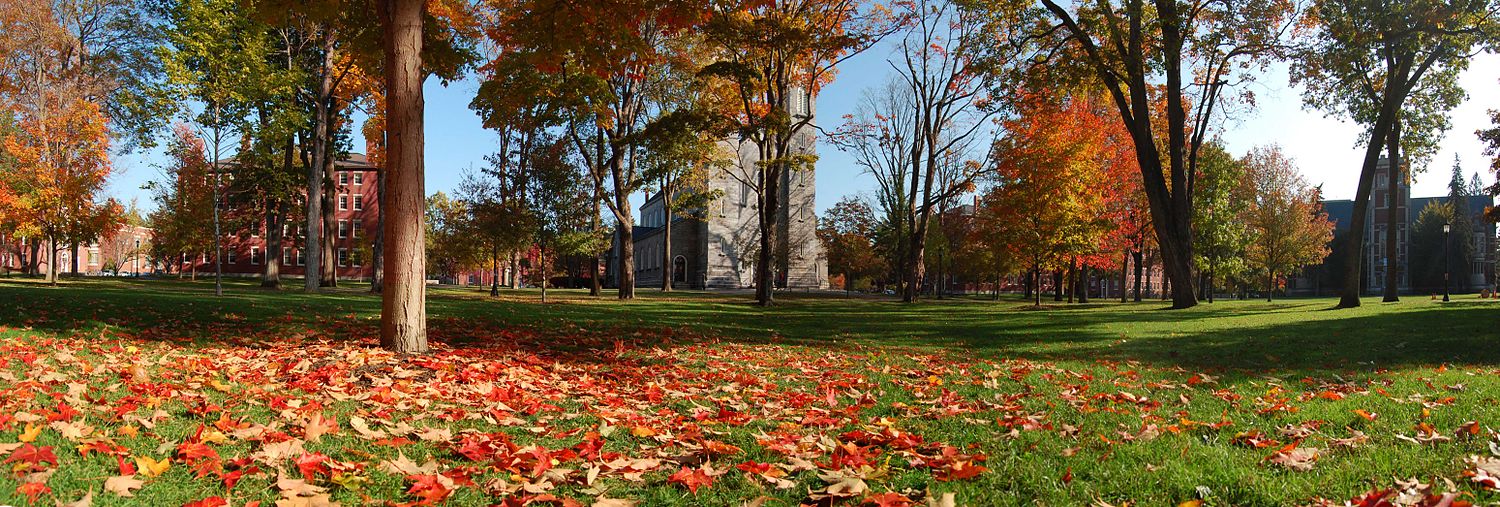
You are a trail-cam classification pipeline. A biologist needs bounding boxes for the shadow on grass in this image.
[2,278,1497,379]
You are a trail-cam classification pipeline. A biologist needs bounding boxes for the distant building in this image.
[1,225,155,276]
[171,154,382,280]
[1311,157,1496,294]
[606,90,827,290]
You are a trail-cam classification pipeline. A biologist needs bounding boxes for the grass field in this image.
[1,277,1499,506]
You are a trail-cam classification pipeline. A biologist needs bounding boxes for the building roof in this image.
[1321,194,1496,232]
[213,153,378,171]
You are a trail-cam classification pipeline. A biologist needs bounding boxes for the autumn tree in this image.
[701,0,891,305]
[159,0,283,295]
[879,0,995,303]
[147,125,217,280]
[982,91,1117,306]
[1192,141,1252,302]
[1241,145,1335,302]
[481,0,709,300]
[376,0,476,353]
[817,195,883,292]
[424,191,483,281]
[525,136,604,302]
[969,0,1298,309]
[0,97,122,285]
[1292,0,1497,307]
[455,166,533,295]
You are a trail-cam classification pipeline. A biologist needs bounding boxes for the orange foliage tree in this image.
[0,97,122,284]
[978,90,1136,305]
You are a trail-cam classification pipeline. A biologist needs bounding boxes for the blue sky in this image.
[108,42,1500,218]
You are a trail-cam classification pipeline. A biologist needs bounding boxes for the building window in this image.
[226,249,236,264]
[282,247,292,266]
[88,251,99,265]
[354,172,363,185]
[338,248,349,267]
[296,249,306,266]
[351,249,364,266]
[338,219,348,239]
[339,195,349,211]
[353,195,363,211]
[352,219,362,239]
[251,247,262,265]
[339,172,349,185]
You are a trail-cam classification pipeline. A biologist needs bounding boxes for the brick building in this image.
[1,225,155,276]
[1308,156,1497,295]
[171,154,381,281]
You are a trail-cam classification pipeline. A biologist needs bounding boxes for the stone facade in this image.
[611,90,828,290]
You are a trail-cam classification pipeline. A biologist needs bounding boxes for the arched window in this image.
[673,256,687,283]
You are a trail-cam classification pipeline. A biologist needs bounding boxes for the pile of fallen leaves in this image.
[1,311,1499,506]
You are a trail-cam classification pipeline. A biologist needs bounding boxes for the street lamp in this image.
[134,239,140,277]
[1442,222,1451,302]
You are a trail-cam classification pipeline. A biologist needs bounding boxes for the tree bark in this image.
[1078,264,1090,303]
[490,245,499,296]
[263,204,282,289]
[616,222,635,299]
[1339,69,1405,308]
[1382,116,1402,302]
[1132,249,1143,302]
[662,181,673,292]
[47,236,57,285]
[754,148,780,306]
[321,162,337,287]
[1052,269,1063,302]
[305,35,333,294]
[1267,270,1275,302]
[379,0,428,354]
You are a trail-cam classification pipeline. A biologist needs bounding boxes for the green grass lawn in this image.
[1,276,1498,506]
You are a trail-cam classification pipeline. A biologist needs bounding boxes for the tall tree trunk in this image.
[1132,249,1143,302]
[1340,82,1403,308]
[209,113,224,296]
[616,223,635,299]
[1052,269,1063,302]
[1382,116,1402,302]
[1066,258,1076,303]
[1267,270,1275,302]
[1078,265,1090,303]
[754,149,780,306]
[263,204,282,289]
[47,236,57,285]
[305,35,333,294]
[70,241,79,275]
[662,182,673,292]
[27,240,39,275]
[1121,251,1129,303]
[539,235,548,303]
[510,252,521,289]
[321,150,338,287]
[490,245,499,296]
[379,0,427,354]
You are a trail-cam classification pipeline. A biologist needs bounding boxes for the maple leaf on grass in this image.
[104,475,144,497]
[182,496,228,507]
[5,443,58,468]
[403,474,455,505]
[16,481,50,504]
[668,465,715,494]
[1266,444,1320,471]
[863,491,916,507]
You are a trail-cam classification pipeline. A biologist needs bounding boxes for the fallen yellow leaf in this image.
[134,455,170,478]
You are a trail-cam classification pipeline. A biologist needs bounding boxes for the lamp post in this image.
[134,239,140,277]
[1442,222,1451,302]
